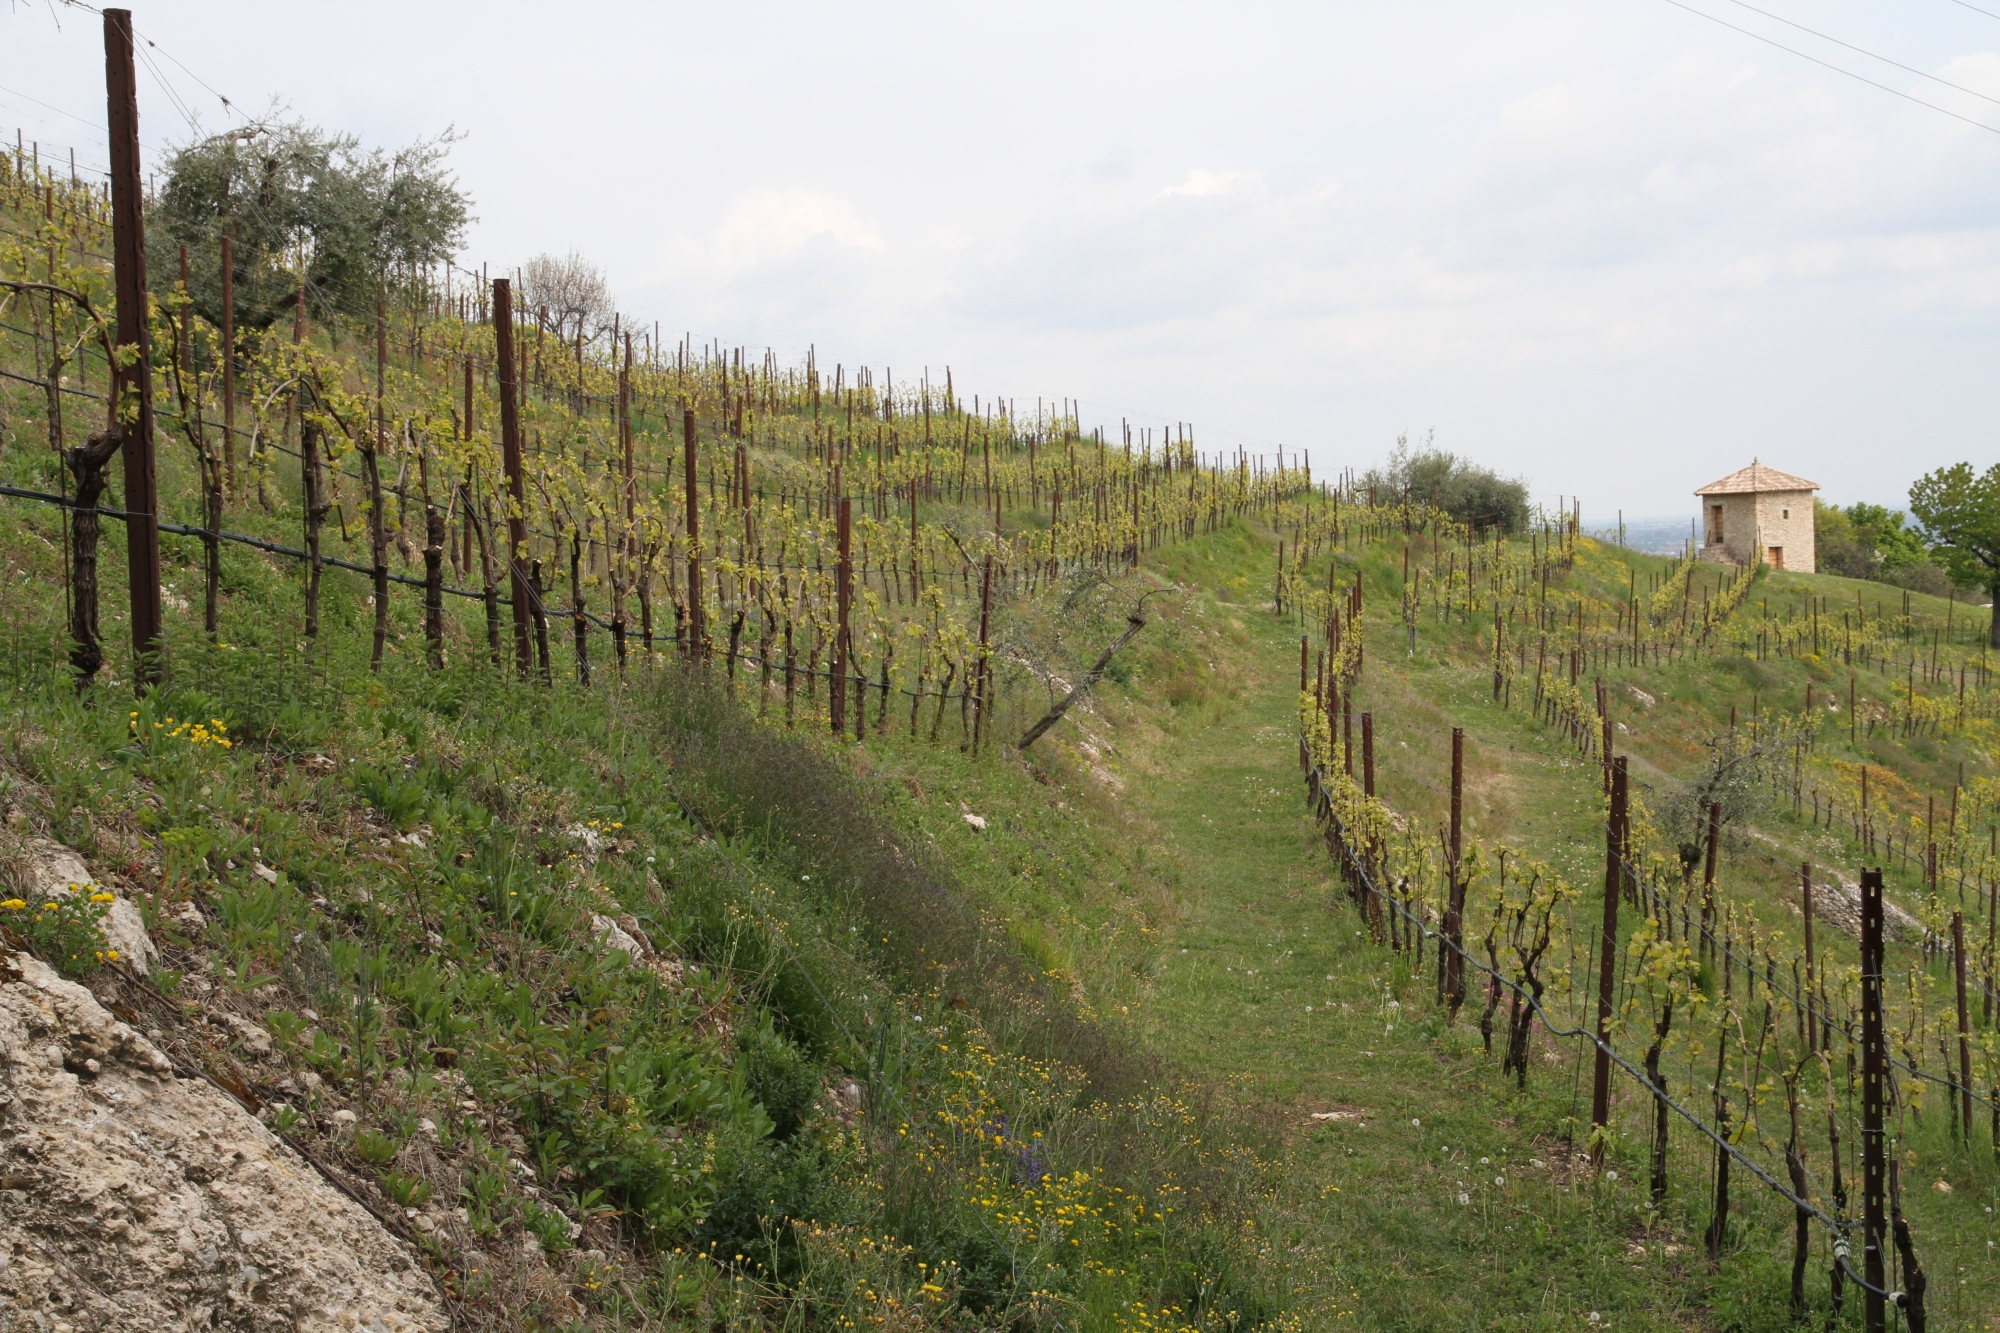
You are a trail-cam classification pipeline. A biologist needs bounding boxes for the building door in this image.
[1708,504,1724,544]
[1767,546,1784,571]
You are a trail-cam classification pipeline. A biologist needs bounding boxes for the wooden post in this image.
[831,497,851,735]
[423,496,445,669]
[1860,867,1888,1333]
[367,300,390,670]
[684,409,704,660]
[1443,727,1466,1016]
[493,279,532,677]
[105,9,163,687]
[1801,863,1818,1053]
[1361,713,1374,797]
[1590,756,1628,1167]
[301,420,324,639]
[1953,910,1974,1144]
[1701,800,1721,959]
[220,232,235,495]
[614,333,632,671]
[972,555,993,752]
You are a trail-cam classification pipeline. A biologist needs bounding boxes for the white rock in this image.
[961,812,988,831]
[591,914,647,958]
[220,1012,273,1057]
[253,861,281,884]
[15,836,157,976]
[0,952,444,1328]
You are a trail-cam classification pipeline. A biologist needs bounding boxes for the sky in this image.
[6,0,1999,522]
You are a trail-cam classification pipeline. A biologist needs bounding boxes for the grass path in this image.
[1124,606,1718,1333]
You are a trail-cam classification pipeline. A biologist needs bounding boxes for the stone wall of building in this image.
[1698,490,1814,571]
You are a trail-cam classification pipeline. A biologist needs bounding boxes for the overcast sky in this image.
[7,0,1998,520]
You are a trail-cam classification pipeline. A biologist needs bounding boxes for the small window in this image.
[1781,508,1789,520]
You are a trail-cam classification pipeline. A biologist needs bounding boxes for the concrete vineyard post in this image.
[106,8,164,688]
[494,279,532,678]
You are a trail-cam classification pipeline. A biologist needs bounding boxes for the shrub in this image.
[1360,434,1530,533]
[1,889,113,976]
[740,1016,821,1141]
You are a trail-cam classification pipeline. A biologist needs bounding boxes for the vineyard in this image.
[0,134,1321,744]
[1290,497,1999,1327]
[3,34,1999,1333]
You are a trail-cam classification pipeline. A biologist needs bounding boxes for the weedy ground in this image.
[1,469,1996,1331]
[861,520,2000,1331]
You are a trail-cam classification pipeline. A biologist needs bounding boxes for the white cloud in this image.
[5,0,1996,510]
[710,190,883,271]
[1156,169,1256,199]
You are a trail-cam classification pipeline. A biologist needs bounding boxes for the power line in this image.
[1655,0,2000,136]
[1943,0,2000,21]
[0,86,106,134]
[1720,0,2000,106]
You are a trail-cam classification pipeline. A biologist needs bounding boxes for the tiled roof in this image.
[1694,462,1818,496]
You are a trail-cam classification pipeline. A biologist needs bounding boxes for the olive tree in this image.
[147,118,471,331]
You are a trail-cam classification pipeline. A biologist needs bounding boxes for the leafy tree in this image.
[1909,461,2000,645]
[146,118,471,332]
[1813,500,1870,579]
[1813,499,1952,594]
[1360,433,1530,533]
[1844,502,1930,570]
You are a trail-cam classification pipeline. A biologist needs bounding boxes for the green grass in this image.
[850,517,2000,1331]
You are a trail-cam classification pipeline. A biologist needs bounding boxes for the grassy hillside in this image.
[3,148,1997,1332]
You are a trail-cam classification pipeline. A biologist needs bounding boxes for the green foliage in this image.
[353,1128,400,1167]
[1360,433,1531,532]
[347,763,428,830]
[1,889,113,976]
[147,118,470,331]
[379,1171,433,1208]
[1910,459,2000,593]
[739,1014,820,1140]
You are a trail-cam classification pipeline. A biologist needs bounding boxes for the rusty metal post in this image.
[105,9,163,687]
[1860,867,1887,1333]
[684,408,704,660]
[1591,757,1629,1166]
[493,279,532,677]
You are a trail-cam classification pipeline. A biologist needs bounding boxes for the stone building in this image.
[1695,462,1818,572]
